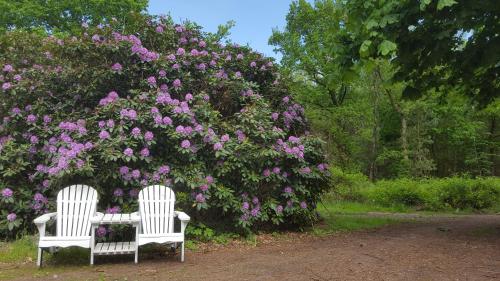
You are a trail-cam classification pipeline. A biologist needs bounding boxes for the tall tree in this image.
[344,0,499,106]
[0,0,148,34]
[271,0,499,177]
[269,0,357,107]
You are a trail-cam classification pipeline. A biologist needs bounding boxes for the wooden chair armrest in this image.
[33,212,57,225]
[174,211,190,222]
[130,212,141,222]
[90,212,104,225]
[175,211,190,234]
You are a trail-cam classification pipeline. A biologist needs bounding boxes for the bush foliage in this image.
[330,168,500,211]
[0,15,330,238]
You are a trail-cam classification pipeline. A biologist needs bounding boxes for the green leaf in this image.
[359,40,372,57]
[437,0,457,10]
[420,0,432,10]
[378,40,397,56]
[365,19,378,30]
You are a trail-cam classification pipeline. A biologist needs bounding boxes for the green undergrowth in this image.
[330,168,500,213]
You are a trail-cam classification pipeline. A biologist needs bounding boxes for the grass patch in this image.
[313,195,411,235]
[318,199,411,214]
[314,202,403,236]
[312,214,401,236]
[0,236,37,263]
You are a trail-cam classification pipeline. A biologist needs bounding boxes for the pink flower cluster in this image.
[99,91,119,106]
[275,137,305,159]
[240,195,261,221]
[120,108,138,120]
[283,103,305,128]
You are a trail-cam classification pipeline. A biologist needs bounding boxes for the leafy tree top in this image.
[0,0,148,35]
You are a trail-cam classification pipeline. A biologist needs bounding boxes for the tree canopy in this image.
[0,0,148,34]
[270,0,499,179]
[271,0,499,106]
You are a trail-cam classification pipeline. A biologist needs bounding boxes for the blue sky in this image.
[147,0,294,60]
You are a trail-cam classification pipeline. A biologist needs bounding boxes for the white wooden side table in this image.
[90,213,141,265]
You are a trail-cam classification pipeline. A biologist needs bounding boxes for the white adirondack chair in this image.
[134,185,190,263]
[34,184,101,267]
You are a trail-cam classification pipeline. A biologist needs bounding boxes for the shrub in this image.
[364,179,424,207]
[362,177,500,211]
[329,167,372,201]
[430,178,500,210]
[0,15,330,238]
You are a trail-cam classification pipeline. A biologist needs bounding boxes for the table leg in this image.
[134,224,139,264]
[90,225,95,265]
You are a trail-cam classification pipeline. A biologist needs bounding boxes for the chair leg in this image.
[37,248,43,267]
[180,242,185,262]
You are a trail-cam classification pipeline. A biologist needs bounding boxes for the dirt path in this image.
[7,214,500,281]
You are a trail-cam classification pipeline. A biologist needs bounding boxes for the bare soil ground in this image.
[4,214,500,281]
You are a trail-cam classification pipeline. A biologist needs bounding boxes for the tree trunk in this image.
[401,114,409,161]
[489,116,497,176]
[369,71,380,181]
[374,67,409,162]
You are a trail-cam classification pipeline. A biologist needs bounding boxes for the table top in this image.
[91,213,140,225]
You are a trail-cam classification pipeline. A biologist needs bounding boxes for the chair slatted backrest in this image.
[138,185,175,234]
[56,185,98,237]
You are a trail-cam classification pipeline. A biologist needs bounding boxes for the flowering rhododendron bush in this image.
[0,15,329,237]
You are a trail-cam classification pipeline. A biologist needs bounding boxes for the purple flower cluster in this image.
[140,147,150,157]
[58,120,87,134]
[181,139,191,149]
[172,78,182,89]
[106,206,121,214]
[1,188,13,198]
[195,193,205,203]
[317,163,328,171]
[275,138,305,159]
[235,130,246,142]
[147,76,156,86]
[113,188,124,197]
[144,131,154,142]
[120,108,137,120]
[2,64,14,72]
[2,82,11,91]
[111,63,122,72]
[271,112,279,121]
[96,226,107,238]
[241,195,261,220]
[7,213,16,222]
[283,103,305,128]
[128,36,160,62]
[213,142,223,151]
[123,148,133,157]
[131,127,141,137]
[26,114,37,123]
[263,169,271,177]
[176,125,193,135]
[38,135,93,175]
[129,188,139,198]
[99,130,110,139]
[158,165,170,175]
